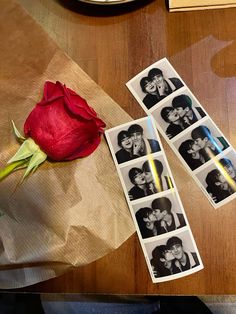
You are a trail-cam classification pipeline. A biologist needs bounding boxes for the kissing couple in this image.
[135,197,186,239]
[179,125,229,170]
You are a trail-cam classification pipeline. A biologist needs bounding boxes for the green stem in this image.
[0,159,29,182]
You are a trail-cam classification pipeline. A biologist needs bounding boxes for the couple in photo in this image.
[140,68,184,109]
[151,236,200,278]
[179,125,229,170]
[128,160,173,201]
[160,94,206,139]
[206,158,236,203]
[135,197,186,239]
[115,124,160,164]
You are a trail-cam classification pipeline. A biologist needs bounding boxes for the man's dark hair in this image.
[219,158,234,168]
[128,124,144,135]
[161,107,175,123]
[172,94,192,110]
[142,159,163,176]
[129,167,143,184]
[148,68,163,79]
[191,125,211,140]
[167,236,183,249]
[152,197,172,214]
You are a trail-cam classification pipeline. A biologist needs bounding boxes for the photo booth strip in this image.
[105,116,203,283]
[126,58,236,209]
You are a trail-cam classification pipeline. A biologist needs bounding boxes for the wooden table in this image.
[16,0,236,294]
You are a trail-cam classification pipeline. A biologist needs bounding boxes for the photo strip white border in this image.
[105,116,203,283]
[126,58,236,209]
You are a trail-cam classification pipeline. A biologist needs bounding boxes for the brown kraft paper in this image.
[0,0,135,288]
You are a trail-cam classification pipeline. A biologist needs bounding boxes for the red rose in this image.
[0,81,106,182]
[24,81,106,161]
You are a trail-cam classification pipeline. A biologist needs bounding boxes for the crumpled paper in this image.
[0,0,135,288]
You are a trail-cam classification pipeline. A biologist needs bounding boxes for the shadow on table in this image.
[56,0,155,16]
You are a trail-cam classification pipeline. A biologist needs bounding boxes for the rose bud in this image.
[0,81,106,182]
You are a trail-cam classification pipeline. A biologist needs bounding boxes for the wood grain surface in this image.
[16,0,236,294]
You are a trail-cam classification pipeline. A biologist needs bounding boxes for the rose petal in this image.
[24,81,106,161]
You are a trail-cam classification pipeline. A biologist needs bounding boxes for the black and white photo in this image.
[140,67,184,110]
[133,192,187,239]
[196,150,236,205]
[173,119,229,171]
[126,58,185,112]
[152,89,206,139]
[145,230,203,281]
[126,58,235,208]
[120,156,173,201]
[105,116,203,282]
[107,118,161,165]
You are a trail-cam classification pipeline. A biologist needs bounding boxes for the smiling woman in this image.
[140,76,159,110]
[115,130,134,163]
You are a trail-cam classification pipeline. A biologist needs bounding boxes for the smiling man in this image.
[127,124,160,156]
[151,197,186,235]
[166,236,200,274]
